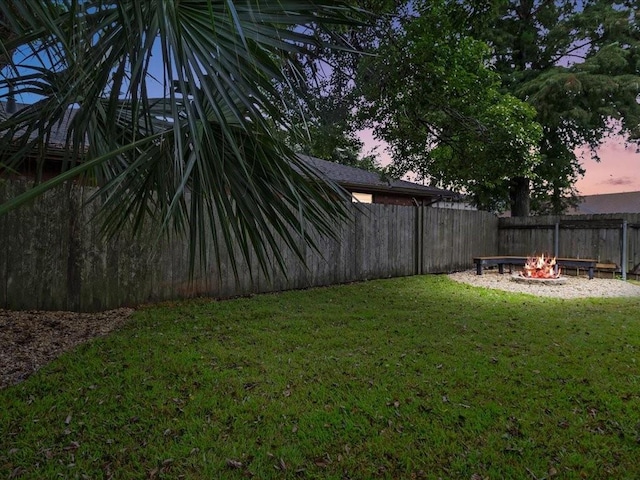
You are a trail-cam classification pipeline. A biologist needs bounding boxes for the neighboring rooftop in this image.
[300,154,460,201]
[0,101,74,148]
[1,102,463,204]
[570,191,640,214]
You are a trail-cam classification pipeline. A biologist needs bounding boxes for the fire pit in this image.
[510,254,568,285]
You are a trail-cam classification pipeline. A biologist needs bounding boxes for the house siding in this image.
[373,193,419,206]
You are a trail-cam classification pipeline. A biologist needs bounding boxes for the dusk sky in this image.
[359,130,640,197]
[576,138,640,195]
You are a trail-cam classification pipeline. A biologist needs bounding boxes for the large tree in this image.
[332,0,640,215]
[276,0,402,172]
[0,1,362,276]
[357,1,543,214]
[464,0,640,214]
[278,82,383,172]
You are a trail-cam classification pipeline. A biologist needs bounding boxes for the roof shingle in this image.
[299,154,459,200]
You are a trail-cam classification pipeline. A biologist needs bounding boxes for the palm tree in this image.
[0,1,359,277]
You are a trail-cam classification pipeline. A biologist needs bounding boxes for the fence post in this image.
[622,220,628,281]
[414,203,424,275]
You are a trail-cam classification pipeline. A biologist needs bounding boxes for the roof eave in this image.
[338,181,459,199]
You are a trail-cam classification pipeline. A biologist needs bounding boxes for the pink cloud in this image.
[600,177,635,186]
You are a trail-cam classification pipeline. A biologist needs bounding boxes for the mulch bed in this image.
[0,308,134,389]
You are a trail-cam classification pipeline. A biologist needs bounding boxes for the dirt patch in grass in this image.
[0,308,133,389]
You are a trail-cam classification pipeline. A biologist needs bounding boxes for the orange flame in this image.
[521,254,561,279]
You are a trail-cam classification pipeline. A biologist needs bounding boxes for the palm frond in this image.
[0,0,365,279]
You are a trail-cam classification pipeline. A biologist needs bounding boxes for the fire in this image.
[521,254,561,279]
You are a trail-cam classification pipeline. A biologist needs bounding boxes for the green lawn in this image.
[2,275,640,479]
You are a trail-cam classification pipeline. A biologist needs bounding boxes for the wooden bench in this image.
[595,263,617,278]
[473,256,598,280]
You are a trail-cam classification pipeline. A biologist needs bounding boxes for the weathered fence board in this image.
[422,208,498,273]
[0,180,493,311]
[2,184,72,310]
[8,177,640,312]
[628,215,640,273]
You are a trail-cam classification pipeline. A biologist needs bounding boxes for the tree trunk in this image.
[509,176,530,217]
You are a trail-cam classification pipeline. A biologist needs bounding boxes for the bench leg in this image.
[588,267,593,280]
[476,263,483,275]
[498,264,504,274]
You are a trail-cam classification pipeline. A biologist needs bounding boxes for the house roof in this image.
[0,101,74,149]
[299,154,460,201]
[1,102,460,201]
[570,191,640,214]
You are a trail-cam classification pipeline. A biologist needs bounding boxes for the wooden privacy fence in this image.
[0,181,498,311]
[498,214,640,279]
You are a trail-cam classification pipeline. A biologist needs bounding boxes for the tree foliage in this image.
[277,81,382,172]
[0,0,362,277]
[466,0,640,214]
[358,1,543,213]
[277,0,398,172]
[312,0,640,216]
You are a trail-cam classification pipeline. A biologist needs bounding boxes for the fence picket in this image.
[18,180,640,311]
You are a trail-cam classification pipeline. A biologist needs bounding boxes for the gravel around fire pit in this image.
[0,308,134,389]
[449,269,640,299]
